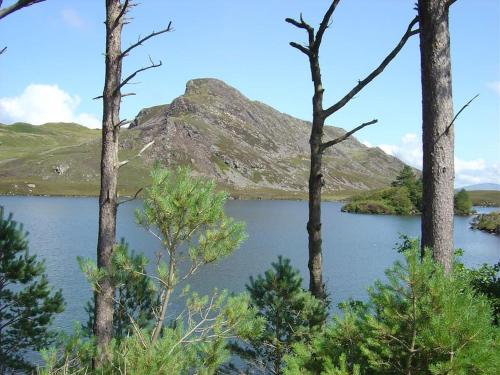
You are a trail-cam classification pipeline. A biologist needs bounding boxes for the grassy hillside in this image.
[468,190,500,207]
[0,123,150,196]
[0,123,351,199]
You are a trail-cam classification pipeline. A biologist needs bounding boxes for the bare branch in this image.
[286,14,314,47]
[117,187,143,206]
[93,95,104,100]
[138,140,155,156]
[289,42,310,56]
[114,119,131,128]
[285,15,312,32]
[121,92,136,98]
[112,0,130,30]
[117,140,154,168]
[445,94,479,134]
[0,0,45,20]
[120,22,173,59]
[313,0,341,52]
[0,46,6,55]
[118,58,162,92]
[320,119,378,152]
[323,15,419,119]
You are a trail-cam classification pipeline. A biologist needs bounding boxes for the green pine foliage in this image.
[134,166,248,342]
[458,260,500,325]
[284,241,500,374]
[228,257,327,374]
[454,189,474,215]
[44,167,261,374]
[391,165,423,210]
[0,207,64,374]
[80,241,158,340]
[41,291,260,375]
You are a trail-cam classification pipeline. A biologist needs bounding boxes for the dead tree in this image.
[418,0,455,272]
[286,0,419,298]
[0,0,46,54]
[94,0,171,363]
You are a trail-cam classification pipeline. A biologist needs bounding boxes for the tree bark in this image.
[94,0,123,363]
[418,0,455,272]
[307,55,326,299]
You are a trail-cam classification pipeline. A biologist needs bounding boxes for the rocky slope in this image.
[0,78,407,198]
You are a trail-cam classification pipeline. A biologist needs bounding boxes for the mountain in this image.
[460,183,500,192]
[0,78,407,199]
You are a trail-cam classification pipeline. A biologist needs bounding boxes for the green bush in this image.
[40,292,261,375]
[0,208,64,374]
[228,257,327,374]
[284,242,500,374]
[342,200,395,215]
[454,189,474,215]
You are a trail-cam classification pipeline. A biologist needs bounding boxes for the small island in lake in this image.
[342,166,474,216]
[471,211,500,235]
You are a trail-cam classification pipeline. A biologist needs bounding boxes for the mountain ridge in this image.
[0,78,407,199]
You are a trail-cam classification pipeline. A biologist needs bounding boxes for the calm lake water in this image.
[0,196,498,332]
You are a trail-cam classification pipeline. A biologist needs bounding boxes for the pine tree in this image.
[230,257,327,374]
[81,241,158,340]
[391,166,423,210]
[0,208,64,374]
[454,188,473,215]
[284,241,499,374]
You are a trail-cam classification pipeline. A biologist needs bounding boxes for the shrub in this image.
[228,257,327,374]
[284,243,499,374]
[0,207,64,374]
[454,189,474,215]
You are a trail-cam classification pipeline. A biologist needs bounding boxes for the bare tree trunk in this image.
[307,55,326,298]
[286,1,418,298]
[308,135,324,298]
[94,3,171,361]
[94,0,123,363]
[418,0,455,272]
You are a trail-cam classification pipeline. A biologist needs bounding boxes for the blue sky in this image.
[0,0,498,186]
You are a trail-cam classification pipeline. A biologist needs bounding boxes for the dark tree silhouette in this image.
[286,0,419,298]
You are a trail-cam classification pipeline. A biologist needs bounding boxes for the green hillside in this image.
[0,123,151,196]
[468,190,500,207]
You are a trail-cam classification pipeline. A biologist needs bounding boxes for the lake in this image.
[0,196,498,332]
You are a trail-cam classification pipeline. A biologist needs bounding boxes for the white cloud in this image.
[487,81,500,95]
[455,159,500,187]
[61,8,85,29]
[361,140,373,148]
[0,84,100,128]
[378,132,423,169]
[372,133,500,187]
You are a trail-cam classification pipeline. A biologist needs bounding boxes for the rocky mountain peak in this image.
[125,78,407,195]
[184,78,246,101]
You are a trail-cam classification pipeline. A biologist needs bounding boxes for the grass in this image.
[468,190,500,207]
[0,122,390,201]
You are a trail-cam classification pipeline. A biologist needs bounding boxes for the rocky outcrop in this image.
[126,78,407,193]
